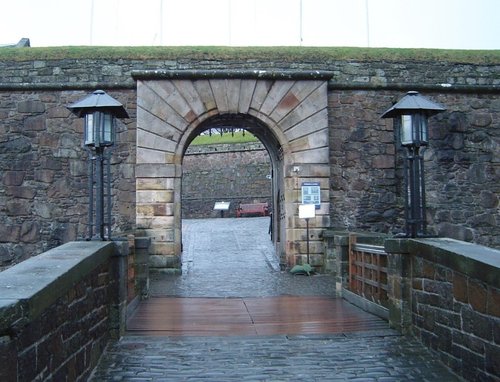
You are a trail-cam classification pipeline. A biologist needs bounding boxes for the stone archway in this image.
[132,70,332,272]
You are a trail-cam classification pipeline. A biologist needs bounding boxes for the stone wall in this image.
[328,90,499,248]
[182,142,271,218]
[0,48,498,269]
[0,90,137,270]
[0,241,127,381]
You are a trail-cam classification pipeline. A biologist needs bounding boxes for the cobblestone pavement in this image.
[150,217,338,298]
[90,218,460,381]
[91,331,460,381]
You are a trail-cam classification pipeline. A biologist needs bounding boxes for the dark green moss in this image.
[0,45,499,65]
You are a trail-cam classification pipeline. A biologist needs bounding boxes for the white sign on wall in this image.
[299,203,316,219]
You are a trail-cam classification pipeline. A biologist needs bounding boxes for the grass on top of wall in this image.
[1,45,499,65]
[191,131,258,145]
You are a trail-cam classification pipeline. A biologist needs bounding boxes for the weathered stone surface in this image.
[437,223,474,242]
[5,186,36,199]
[20,221,40,243]
[6,200,30,216]
[48,178,71,198]
[0,224,21,243]
[24,115,46,131]
[17,100,45,113]
[0,246,13,263]
[34,169,55,183]
[2,171,25,186]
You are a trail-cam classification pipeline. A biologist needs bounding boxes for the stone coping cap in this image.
[0,241,116,333]
[131,69,335,81]
[410,238,500,288]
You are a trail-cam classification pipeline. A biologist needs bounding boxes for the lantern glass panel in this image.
[401,115,413,146]
[400,113,428,146]
[84,113,95,146]
[419,116,428,144]
[102,113,113,145]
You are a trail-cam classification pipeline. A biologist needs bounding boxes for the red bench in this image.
[236,202,269,218]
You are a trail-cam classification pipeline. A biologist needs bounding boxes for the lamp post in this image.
[68,90,129,240]
[381,91,445,238]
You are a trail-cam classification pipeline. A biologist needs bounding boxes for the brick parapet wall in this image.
[0,241,127,381]
[385,238,500,381]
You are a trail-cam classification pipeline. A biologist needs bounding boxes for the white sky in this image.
[1,0,499,49]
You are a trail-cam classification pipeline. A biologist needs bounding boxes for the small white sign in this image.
[299,203,316,219]
[214,202,230,210]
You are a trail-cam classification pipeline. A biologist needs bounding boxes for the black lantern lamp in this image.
[381,91,445,238]
[68,90,129,240]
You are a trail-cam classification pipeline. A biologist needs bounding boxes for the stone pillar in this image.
[134,237,151,299]
[322,230,350,289]
[384,238,413,333]
[109,240,129,339]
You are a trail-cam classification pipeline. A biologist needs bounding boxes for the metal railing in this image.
[348,235,388,308]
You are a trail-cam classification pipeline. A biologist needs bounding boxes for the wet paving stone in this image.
[90,332,459,381]
[150,217,338,298]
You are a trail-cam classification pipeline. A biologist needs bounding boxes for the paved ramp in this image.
[90,218,459,381]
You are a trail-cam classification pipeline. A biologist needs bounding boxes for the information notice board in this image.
[301,182,321,209]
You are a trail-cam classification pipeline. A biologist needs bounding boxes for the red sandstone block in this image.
[468,279,488,314]
[423,260,435,279]
[487,287,500,318]
[412,278,423,291]
[453,272,468,304]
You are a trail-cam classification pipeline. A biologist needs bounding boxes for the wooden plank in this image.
[127,296,388,337]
